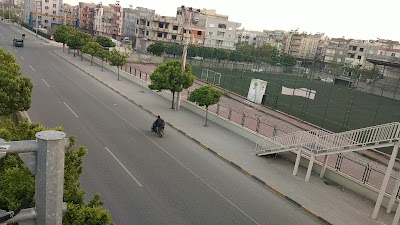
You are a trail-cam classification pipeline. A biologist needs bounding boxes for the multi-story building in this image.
[61,3,78,27]
[78,2,97,32]
[283,32,325,60]
[93,2,123,40]
[122,7,155,49]
[200,9,241,50]
[25,0,63,29]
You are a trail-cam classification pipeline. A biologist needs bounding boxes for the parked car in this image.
[251,68,263,72]
[321,78,334,83]
[13,38,24,47]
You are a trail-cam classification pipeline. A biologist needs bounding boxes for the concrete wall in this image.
[84,52,397,211]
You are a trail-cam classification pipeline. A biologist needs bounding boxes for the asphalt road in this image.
[0,22,323,225]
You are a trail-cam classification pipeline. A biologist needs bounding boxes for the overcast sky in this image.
[65,0,399,41]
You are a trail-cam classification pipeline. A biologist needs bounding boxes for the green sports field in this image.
[191,65,400,133]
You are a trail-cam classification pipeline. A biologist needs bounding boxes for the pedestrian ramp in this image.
[255,122,400,157]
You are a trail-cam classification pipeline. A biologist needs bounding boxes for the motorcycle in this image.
[151,125,164,138]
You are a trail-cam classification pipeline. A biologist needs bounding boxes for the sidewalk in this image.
[53,49,396,225]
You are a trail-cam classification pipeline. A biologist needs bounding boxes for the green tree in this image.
[53,25,76,52]
[0,119,114,224]
[147,42,165,56]
[214,48,230,61]
[188,85,221,126]
[187,45,199,58]
[255,44,279,62]
[108,49,128,80]
[82,41,103,66]
[96,49,110,71]
[198,46,213,59]
[0,47,33,117]
[280,53,296,66]
[149,60,195,109]
[164,43,183,58]
[95,35,116,48]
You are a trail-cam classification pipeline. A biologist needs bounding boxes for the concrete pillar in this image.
[373,144,399,219]
[393,200,400,225]
[305,155,315,182]
[320,155,329,178]
[387,167,400,213]
[293,149,302,176]
[35,131,66,225]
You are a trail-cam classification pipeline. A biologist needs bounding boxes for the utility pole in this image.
[176,6,194,110]
[35,0,39,36]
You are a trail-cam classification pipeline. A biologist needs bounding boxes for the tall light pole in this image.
[35,0,40,36]
[175,6,194,110]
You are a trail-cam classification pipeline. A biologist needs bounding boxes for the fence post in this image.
[228,108,232,120]
[140,71,142,79]
[341,95,355,132]
[35,130,66,225]
[216,103,220,115]
[135,69,137,76]
[145,73,147,81]
[256,118,261,133]
[130,66,132,74]
[241,112,245,126]
[273,125,277,137]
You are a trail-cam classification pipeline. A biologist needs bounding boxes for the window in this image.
[53,18,55,21]
[53,10,56,14]
[147,21,150,26]
[209,23,214,28]
[217,31,225,37]
[163,33,167,38]
[135,29,138,33]
[137,20,139,24]
[53,4,56,8]
[172,35,177,40]
[197,31,202,35]
[392,53,396,57]
[359,47,364,52]
[44,20,48,23]
[218,23,226,29]
[157,32,162,37]
[45,6,49,9]
[158,22,164,28]
[173,25,178,30]
[228,27,233,31]
[146,31,149,36]
[208,31,213,36]
[357,55,362,59]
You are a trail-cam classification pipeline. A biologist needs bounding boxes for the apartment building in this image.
[176,6,206,47]
[283,32,325,60]
[122,7,155,50]
[61,3,78,26]
[78,2,97,31]
[25,0,63,29]
[200,9,241,50]
[93,3,123,40]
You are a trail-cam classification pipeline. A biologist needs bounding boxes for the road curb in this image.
[52,51,332,225]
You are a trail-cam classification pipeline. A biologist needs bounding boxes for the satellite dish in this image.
[129,4,133,7]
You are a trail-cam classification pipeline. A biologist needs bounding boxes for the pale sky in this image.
[65,0,400,41]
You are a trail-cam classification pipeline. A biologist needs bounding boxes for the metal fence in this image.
[121,63,399,195]
[186,58,400,139]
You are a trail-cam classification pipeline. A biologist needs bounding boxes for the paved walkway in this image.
[53,49,396,225]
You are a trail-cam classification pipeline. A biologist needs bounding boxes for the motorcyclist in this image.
[152,116,165,131]
[22,34,25,39]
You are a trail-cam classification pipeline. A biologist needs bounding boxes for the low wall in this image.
[83,53,396,211]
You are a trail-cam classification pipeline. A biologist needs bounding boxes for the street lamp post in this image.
[175,6,194,111]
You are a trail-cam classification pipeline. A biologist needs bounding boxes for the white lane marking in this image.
[14,49,18,53]
[0,33,5,39]
[33,50,39,55]
[41,79,50,87]
[20,56,24,60]
[52,65,260,225]
[104,147,143,187]
[29,65,35,71]
[63,102,79,118]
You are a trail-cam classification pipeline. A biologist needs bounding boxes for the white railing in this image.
[255,137,285,154]
[255,123,400,156]
[313,122,400,154]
